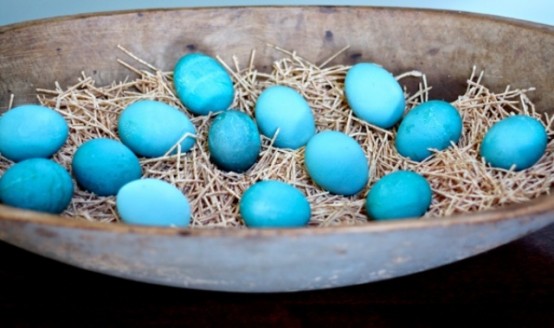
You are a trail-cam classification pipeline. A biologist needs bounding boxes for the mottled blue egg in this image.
[208,110,261,172]
[480,115,547,171]
[366,170,432,221]
[344,63,405,128]
[0,158,73,214]
[72,138,142,196]
[239,180,311,228]
[118,100,196,158]
[116,178,191,227]
[395,100,462,161]
[304,130,369,196]
[255,85,316,149]
[0,104,68,162]
[173,53,234,115]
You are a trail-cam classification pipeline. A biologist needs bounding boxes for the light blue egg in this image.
[208,110,261,172]
[72,138,142,196]
[239,180,311,228]
[366,170,432,221]
[344,63,405,129]
[173,53,234,115]
[254,85,316,149]
[0,158,73,214]
[116,178,191,227]
[0,104,68,162]
[118,100,196,158]
[480,115,547,171]
[304,130,369,196]
[395,100,462,161]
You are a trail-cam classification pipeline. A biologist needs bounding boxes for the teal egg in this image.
[116,179,191,227]
[118,100,196,158]
[208,110,261,172]
[395,100,462,161]
[366,170,432,220]
[254,85,316,149]
[239,180,311,228]
[72,138,142,196]
[304,130,369,196]
[0,158,73,214]
[344,63,405,129]
[0,104,68,162]
[480,115,547,171]
[173,53,234,115]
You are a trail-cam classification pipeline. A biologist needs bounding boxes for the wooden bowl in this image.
[0,7,553,292]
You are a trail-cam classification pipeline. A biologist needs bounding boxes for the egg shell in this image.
[116,178,191,227]
[395,100,462,161]
[173,53,234,115]
[72,138,142,196]
[0,104,68,162]
[208,110,261,172]
[344,63,405,129]
[0,158,73,214]
[254,85,316,149]
[118,100,196,158]
[480,115,547,171]
[239,180,311,228]
[304,130,369,196]
[366,170,432,221]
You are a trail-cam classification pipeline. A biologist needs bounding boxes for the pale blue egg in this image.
[395,100,462,161]
[173,53,234,115]
[118,100,196,158]
[304,130,369,196]
[0,158,73,214]
[254,85,315,149]
[72,138,142,196]
[480,115,547,171]
[116,178,191,227]
[344,63,405,128]
[0,104,68,162]
[239,180,311,228]
[366,170,432,221]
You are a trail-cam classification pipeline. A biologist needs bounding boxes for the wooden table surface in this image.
[1,224,553,327]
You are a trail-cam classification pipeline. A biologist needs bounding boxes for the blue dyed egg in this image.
[395,100,462,161]
[366,170,432,221]
[344,63,405,128]
[208,110,261,172]
[304,131,369,196]
[72,138,142,196]
[480,115,547,171]
[239,180,311,228]
[173,53,234,115]
[0,158,73,214]
[0,104,68,162]
[255,85,316,149]
[116,179,191,227]
[118,100,196,158]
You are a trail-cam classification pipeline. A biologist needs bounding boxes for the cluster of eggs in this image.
[0,53,548,228]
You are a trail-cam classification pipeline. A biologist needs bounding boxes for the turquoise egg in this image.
[239,180,311,228]
[118,100,196,158]
[72,138,142,196]
[0,158,73,214]
[173,53,234,115]
[395,100,462,161]
[344,63,405,129]
[116,178,191,227]
[480,115,547,171]
[254,85,316,149]
[304,130,369,196]
[366,170,432,221]
[0,104,68,162]
[208,110,261,172]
